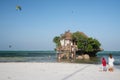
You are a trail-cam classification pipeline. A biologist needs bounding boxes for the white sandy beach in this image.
[0,62,120,80]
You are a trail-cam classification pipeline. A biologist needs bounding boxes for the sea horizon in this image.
[0,50,120,51]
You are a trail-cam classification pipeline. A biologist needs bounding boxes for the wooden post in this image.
[74,49,76,60]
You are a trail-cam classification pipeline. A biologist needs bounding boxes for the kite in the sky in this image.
[9,45,12,48]
[16,5,22,11]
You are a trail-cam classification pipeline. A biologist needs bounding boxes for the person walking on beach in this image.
[102,57,107,71]
[108,54,115,72]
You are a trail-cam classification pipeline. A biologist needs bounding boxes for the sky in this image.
[0,0,120,51]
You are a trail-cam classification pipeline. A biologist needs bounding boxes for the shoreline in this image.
[0,61,120,66]
[0,62,120,80]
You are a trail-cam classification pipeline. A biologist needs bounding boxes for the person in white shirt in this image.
[108,54,115,72]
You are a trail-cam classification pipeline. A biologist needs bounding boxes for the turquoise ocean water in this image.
[97,51,120,65]
[0,51,120,65]
[0,51,57,62]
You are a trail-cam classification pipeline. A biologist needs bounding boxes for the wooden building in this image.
[57,30,78,60]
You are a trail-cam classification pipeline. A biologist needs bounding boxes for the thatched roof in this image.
[61,30,88,40]
[61,30,72,40]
